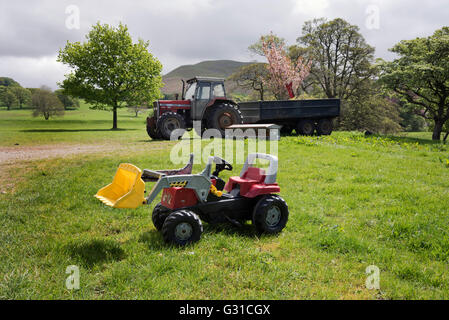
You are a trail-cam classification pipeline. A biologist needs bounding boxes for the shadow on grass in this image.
[120,114,144,119]
[138,230,167,250]
[203,223,257,238]
[65,239,126,268]
[383,134,442,146]
[21,128,137,133]
[138,223,259,250]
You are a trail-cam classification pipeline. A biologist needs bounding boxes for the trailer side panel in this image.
[238,99,340,124]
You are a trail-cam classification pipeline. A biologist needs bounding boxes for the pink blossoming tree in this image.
[262,38,311,100]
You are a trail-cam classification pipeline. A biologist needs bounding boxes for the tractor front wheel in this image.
[162,210,203,246]
[152,203,171,231]
[252,195,289,234]
[146,116,162,140]
[156,112,186,140]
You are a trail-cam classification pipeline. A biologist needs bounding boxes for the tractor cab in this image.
[183,77,227,120]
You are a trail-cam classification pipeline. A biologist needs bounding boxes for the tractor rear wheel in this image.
[206,103,243,137]
[152,203,171,231]
[252,195,289,234]
[316,119,333,136]
[297,119,315,136]
[156,112,186,140]
[162,210,203,246]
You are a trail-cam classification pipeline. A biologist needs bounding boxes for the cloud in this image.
[0,0,447,89]
[293,0,329,16]
[0,55,69,89]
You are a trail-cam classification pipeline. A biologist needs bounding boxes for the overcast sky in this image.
[0,0,447,89]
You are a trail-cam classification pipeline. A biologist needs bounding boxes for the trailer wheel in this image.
[297,119,315,136]
[316,119,333,136]
[152,203,171,231]
[206,103,243,137]
[156,112,186,140]
[162,210,203,246]
[252,195,289,234]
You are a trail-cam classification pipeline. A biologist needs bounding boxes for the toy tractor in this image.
[146,77,243,140]
[95,153,289,246]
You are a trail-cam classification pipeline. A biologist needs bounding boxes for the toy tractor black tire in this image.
[316,119,333,136]
[206,103,243,137]
[152,203,171,231]
[297,119,315,136]
[252,195,289,234]
[156,112,186,140]
[162,210,203,246]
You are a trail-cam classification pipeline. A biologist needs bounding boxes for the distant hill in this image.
[0,77,21,87]
[162,60,253,96]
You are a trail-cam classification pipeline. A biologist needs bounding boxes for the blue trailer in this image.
[237,98,341,136]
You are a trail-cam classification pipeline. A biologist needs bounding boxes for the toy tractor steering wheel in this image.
[211,157,233,177]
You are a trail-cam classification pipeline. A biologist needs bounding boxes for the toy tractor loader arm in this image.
[145,174,212,205]
[141,154,194,182]
[146,156,219,206]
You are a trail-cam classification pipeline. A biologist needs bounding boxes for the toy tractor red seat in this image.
[225,154,280,198]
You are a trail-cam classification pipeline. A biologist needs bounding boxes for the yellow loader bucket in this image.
[95,163,145,209]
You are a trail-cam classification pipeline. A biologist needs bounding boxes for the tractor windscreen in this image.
[185,82,197,100]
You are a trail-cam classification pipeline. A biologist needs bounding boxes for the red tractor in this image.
[147,76,341,139]
[146,77,243,140]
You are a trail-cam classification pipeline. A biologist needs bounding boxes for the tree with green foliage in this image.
[31,86,64,120]
[380,27,449,140]
[10,87,31,109]
[297,18,376,100]
[248,33,286,57]
[339,81,402,134]
[54,89,80,109]
[58,22,163,130]
[442,122,449,143]
[388,94,427,132]
[128,104,148,117]
[228,63,269,100]
[1,88,18,110]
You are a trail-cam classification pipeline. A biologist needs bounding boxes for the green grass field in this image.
[1,105,449,299]
[0,102,149,146]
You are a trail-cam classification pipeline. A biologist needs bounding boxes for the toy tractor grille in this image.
[169,181,188,188]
